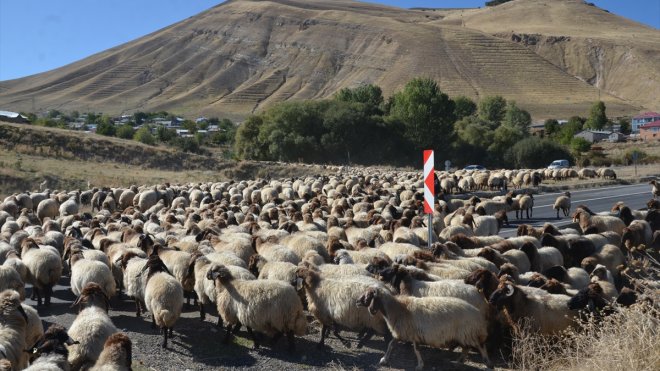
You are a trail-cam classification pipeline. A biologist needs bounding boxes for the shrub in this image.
[116,124,135,139]
[133,127,155,145]
[506,137,573,168]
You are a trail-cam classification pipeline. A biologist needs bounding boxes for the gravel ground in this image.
[25,277,503,371]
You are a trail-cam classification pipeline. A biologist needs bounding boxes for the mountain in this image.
[0,0,657,120]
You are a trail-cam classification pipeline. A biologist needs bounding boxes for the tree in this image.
[585,101,607,130]
[557,116,585,145]
[234,115,265,160]
[544,119,560,137]
[133,112,148,125]
[181,120,197,134]
[506,137,573,168]
[388,77,455,155]
[453,96,477,120]
[478,96,507,124]
[116,124,135,139]
[96,121,116,136]
[618,118,631,135]
[155,125,177,143]
[134,127,155,145]
[570,137,592,153]
[335,84,383,109]
[503,101,531,133]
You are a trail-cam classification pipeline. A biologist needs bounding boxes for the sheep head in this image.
[365,256,391,275]
[247,254,265,277]
[464,269,499,299]
[355,287,382,316]
[488,281,517,309]
[0,290,27,322]
[543,265,568,282]
[102,333,132,369]
[72,283,110,312]
[527,273,547,288]
[293,267,319,290]
[540,279,568,295]
[29,324,78,358]
[568,282,610,313]
[206,264,233,284]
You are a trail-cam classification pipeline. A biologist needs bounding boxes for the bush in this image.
[133,127,155,145]
[506,137,573,168]
[116,124,135,139]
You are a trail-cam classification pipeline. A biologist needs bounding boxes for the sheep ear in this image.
[71,295,83,308]
[505,284,515,297]
[296,277,303,291]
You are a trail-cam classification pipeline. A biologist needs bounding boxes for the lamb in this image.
[68,283,119,370]
[573,208,626,235]
[70,251,116,298]
[21,238,62,306]
[553,191,572,219]
[24,325,77,371]
[0,265,24,300]
[143,255,184,348]
[0,290,28,370]
[89,333,132,371]
[295,267,390,349]
[207,264,307,350]
[356,286,492,370]
[488,280,577,334]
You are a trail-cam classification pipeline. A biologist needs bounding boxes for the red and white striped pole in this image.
[423,150,434,249]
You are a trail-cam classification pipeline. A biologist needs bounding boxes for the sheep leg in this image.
[169,327,174,338]
[151,314,157,329]
[34,287,42,306]
[478,344,494,369]
[412,342,424,371]
[247,327,260,349]
[44,285,52,306]
[557,209,560,219]
[135,299,142,317]
[333,328,352,348]
[379,338,396,366]
[287,331,295,352]
[317,325,329,349]
[198,302,206,321]
[356,329,375,349]
[458,346,469,363]
[162,327,168,348]
[223,323,233,344]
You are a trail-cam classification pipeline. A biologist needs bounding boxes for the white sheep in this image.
[553,191,571,219]
[36,198,59,222]
[295,267,390,349]
[357,287,492,370]
[573,208,625,235]
[21,238,62,306]
[248,254,297,283]
[143,256,183,348]
[70,252,116,299]
[68,283,118,370]
[0,265,24,301]
[207,264,307,350]
[21,303,44,354]
[0,290,28,370]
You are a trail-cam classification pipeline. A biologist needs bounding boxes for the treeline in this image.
[234,78,573,168]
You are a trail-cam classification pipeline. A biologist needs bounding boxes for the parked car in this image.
[547,159,570,169]
[464,164,487,171]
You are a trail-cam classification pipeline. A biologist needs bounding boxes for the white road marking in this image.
[535,191,650,208]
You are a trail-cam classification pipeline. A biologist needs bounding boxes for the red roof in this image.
[634,112,660,119]
[640,120,660,129]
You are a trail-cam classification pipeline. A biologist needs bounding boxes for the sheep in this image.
[207,264,307,350]
[621,220,653,251]
[0,290,28,370]
[516,193,534,219]
[553,192,571,219]
[300,260,371,278]
[143,255,184,348]
[120,251,148,317]
[36,198,59,222]
[21,238,62,306]
[248,254,297,283]
[68,283,118,370]
[24,324,77,371]
[70,251,116,298]
[598,168,617,180]
[334,248,390,265]
[356,286,492,370]
[478,246,531,273]
[580,244,626,279]
[543,265,590,290]
[0,265,24,300]
[471,215,500,236]
[152,245,195,305]
[89,333,132,371]
[519,242,564,273]
[651,180,659,199]
[475,197,513,216]
[573,208,626,235]
[589,265,619,300]
[295,267,390,349]
[378,242,420,260]
[488,280,577,334]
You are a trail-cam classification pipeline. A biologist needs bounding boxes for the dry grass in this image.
[511,262,660,371]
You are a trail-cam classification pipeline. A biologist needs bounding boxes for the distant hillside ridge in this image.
[1,0,657,119]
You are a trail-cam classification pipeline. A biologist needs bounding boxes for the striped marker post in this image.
[423,150,434,249]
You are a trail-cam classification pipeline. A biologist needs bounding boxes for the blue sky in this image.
[0,0,658,81]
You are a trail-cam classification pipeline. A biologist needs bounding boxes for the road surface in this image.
[498,183,652,237]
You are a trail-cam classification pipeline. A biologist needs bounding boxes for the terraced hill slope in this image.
[0,0,657,120]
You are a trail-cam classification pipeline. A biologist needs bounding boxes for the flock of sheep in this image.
[0,166,658,371]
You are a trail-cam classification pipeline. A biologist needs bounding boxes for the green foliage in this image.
[181,120,198,134]
[235,115,265,160]
[506,137,573,168]
[623,148,647,165]
[570,137,592,153]
[389,77,455,155]
[133,112,148,125]
[544,119,560,136]
[85,113,99,125]
[585,101,607,130]
[116,124,135,139]
[21,112,37,123]
[478,95,507,124]
[173,136,201,153]
[618,118,631,135]
[155,126,177,143]
[503,101,531,133]
[96,121,116,136]
[210,118,236,145]
[334,84,384,115]
[47,109,62,119]
[133,126,155,145]
[453,96,477,120]
[556,116,585,145]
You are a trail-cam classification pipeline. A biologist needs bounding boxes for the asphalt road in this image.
[498,183,653,237]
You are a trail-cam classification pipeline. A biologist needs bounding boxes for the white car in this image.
[547,159,570,169]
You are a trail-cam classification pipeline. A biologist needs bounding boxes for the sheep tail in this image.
[158,309,177,328]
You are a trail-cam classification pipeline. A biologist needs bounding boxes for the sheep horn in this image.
[505,284,514,297]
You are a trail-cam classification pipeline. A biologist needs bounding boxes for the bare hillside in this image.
[0,0,656,119]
